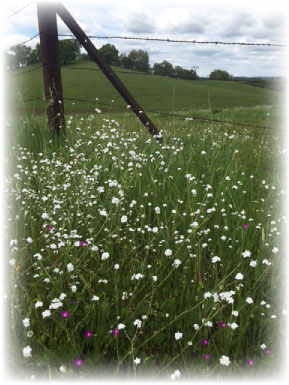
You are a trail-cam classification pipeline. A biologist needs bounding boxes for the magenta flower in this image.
[203,354,211,359]
[265,350,271,355]
[112,329,120,338]
[73,358,84,367]
[244,224,249,229]
[80,241,88,247]
[72,300,77,304]
[46,225,54,231]
[247,359,255,366]
[61,311,70,319]
[219,322,227,328]
[202,338,209,345]
[85,330,93,339]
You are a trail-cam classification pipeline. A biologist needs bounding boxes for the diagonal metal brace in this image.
[55,1,160,139]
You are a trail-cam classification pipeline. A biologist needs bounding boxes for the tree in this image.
[98,44,120,65]
[58,39,81,65]
[27,43,41,65]
[78,53,90,61]
[119,53,133,69]
[121,50,150,72]
[174,66,186,79]
[153,61,174,77]
[209,69,231,80]
[8,45,32,69]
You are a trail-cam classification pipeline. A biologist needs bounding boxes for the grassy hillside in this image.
[6,61,281,115]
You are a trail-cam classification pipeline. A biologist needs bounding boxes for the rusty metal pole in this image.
[55,1,160,139]
[37,1,65,135]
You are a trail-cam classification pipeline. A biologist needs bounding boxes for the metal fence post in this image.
[37,1,65,135]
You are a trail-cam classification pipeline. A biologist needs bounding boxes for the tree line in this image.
[6,39,234,81]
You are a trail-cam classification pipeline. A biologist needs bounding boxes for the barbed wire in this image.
[12,95,279,132]
[4,1,35,22]
[61,97,280,131]
[58,33,286,48]
[7,33,40,49]
[8,65,42,78]
[10,95,282,174]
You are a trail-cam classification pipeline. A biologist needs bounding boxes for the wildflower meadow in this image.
[4,105,287,381]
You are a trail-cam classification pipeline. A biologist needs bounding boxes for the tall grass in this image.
[5,106,286,380]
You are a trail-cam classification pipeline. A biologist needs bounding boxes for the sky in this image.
[2,0,288,77]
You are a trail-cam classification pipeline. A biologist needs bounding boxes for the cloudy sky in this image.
[2,0,288,77]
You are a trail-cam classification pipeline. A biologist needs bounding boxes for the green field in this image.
[6,61,281,115]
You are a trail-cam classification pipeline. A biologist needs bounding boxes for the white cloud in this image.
[1,0,287,76]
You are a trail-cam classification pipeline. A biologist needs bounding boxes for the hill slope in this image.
[6,61,280,114]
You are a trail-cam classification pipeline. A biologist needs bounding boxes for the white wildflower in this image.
[134,357,141,365]
[133,319,142,328]
[22,318,30,328]
[175,331,183,341]
[42,310,51,319]
[23,345,32,358]
[242,250,251,258]
[172,259,182,268]
[121,215,128,223]
[35,301,43,309]
[101,252,110,260]
[67,263,74,272]
[235,273,244,280]
[220,355,231,366]
[246,297,254,304]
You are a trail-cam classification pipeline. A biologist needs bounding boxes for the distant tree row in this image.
[5,40,235,82]
[5,40,199,80]
[83,44,199,79]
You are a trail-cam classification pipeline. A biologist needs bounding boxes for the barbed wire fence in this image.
[5,2,285,136]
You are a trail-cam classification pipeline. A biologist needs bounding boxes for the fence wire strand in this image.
[4,1,35,22]
[11,95,280,132]
[57,33,286,47]
[61,97,280,131]
[8,65,42,78]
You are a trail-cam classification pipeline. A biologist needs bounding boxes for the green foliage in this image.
[58,39,81,65]
[26,43,41,65]
[98,44,120,66]
[209,69,232,80]
[153,60,174,77]
[7,45,32,69]
[120,50,150,72]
